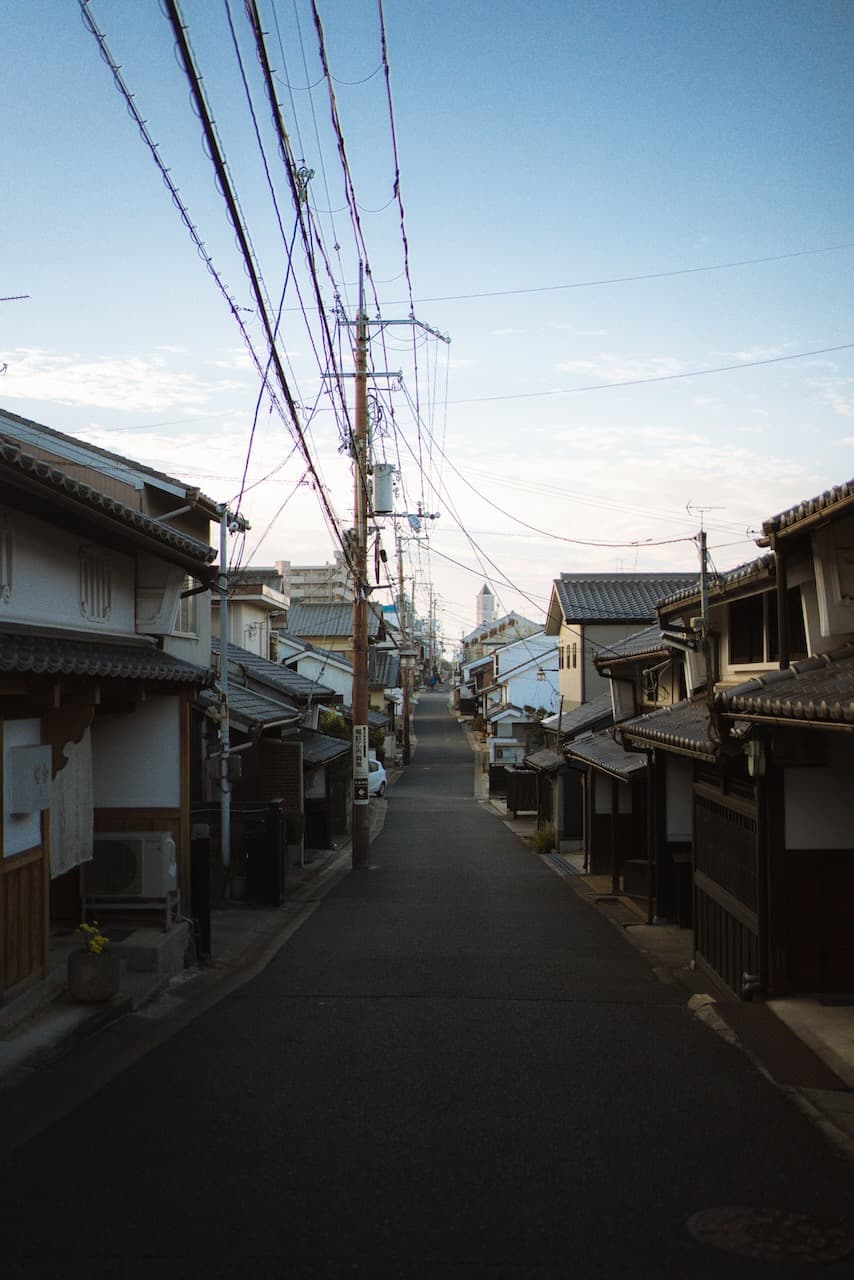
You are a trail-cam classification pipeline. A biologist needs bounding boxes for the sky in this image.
[2,0,853,652]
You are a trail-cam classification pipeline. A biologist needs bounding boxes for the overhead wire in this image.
[448,342,854,406]
[160,0,352,570]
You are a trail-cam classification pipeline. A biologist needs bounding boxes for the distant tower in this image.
[476,582,496,628]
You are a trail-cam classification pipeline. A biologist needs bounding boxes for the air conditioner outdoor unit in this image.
[87,832,177,899]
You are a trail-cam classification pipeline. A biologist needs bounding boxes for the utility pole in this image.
[351,267,371,869]
[340,276,450,868]
[217,504,250,868]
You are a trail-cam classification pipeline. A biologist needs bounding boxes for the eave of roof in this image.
[0,438,217,576]
[284,726,351,765]
[657,555,775,612]
[200,685,299,731]
[714,645,854,728]
[524,747,563,772]
[619,699,719,757]
[760,478,854,544]
[0,407,221,517]
[565,728,647,780]
[0,630,213,686]
[542,692,613,739]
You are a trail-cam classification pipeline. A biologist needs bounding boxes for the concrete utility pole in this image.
[217,504,250,868]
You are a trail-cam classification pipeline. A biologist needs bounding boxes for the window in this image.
[178,575,200,635]
[0,514,12,603]
[571,642,578,670]
[767,587,807,662]
[79,547,111,622]
[728,587,806,665]
[728,594,764,664]
[558,644,565,670]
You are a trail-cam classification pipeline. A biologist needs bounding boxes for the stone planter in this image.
[67,949,121,1004]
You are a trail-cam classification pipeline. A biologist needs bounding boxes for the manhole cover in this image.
[686,1207,853,1264]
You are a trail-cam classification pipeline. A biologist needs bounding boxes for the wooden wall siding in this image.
[693,783,759,996]
[785,850,854,993]
[694,784,758,912]
[258,741,302,811]
[93,808,181,842]
[2,847,47,997]
[694,885,761,997]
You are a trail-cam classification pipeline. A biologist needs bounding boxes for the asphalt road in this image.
[2,692,853,1278]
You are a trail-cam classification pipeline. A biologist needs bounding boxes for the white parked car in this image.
[368,758,387,797]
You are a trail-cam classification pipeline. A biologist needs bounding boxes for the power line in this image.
[386,241,854,305]
[161,0,352,572]
[448,343,854,405]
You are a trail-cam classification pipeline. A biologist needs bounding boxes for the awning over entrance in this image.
[714,644,854,727]
[565,729,646,781]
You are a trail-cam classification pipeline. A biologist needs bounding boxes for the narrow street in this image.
[2,691,853,1277]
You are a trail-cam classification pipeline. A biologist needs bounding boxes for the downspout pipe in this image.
[774,539,790,670]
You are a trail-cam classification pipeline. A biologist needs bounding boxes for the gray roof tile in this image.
[0,631,212,685]
[762,479,854,540]
[212,637,336,703]
[286,601,382,641]
[0,437,216,568]
[619,699,719,756]
[565,728,647,779]
[715,644,854,725]
[657,555,774,610]
[554,573,696,622]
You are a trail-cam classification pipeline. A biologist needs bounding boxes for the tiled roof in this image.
[286,601,381,641]
[546,692,614,738]
[461,612,540,645]
[524,747,563,772]
[368,647,400,687]
[761,479,854,540]
[619,699,719,756]
[595,625,667,666]
[276,633,353,671]
[0,406,220,516]
[553,573,696,623]
[200,685,299,730]
[715,645,854,726]
[565,728,647,780]
[285,727,351,766]
[212,637,336,703]
[338,704,389,730]
[0,437,216,569]
[0,631,212,685]
[657,555,775,610]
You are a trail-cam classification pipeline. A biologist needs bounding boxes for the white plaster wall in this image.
[665,754,693,842]
[785,735,854,850]
[0,506,134,633]
[3,719,43,856]
[92,697,181,807]
[594,771,632,814]
[296,654,352,700]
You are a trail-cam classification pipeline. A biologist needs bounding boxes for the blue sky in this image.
[2,1,852,646]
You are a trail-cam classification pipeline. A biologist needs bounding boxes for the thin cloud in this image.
[2,348,244,413]
[555,353,687,382]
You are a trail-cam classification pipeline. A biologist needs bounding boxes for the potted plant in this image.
[67,921,121,1004]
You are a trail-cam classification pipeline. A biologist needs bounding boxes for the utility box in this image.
[373,463,395,515]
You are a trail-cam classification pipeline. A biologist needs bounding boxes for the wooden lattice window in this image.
[80,547,112,622]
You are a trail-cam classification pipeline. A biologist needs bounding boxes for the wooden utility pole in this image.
[339,282,449,865]
[351,268,370,869]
